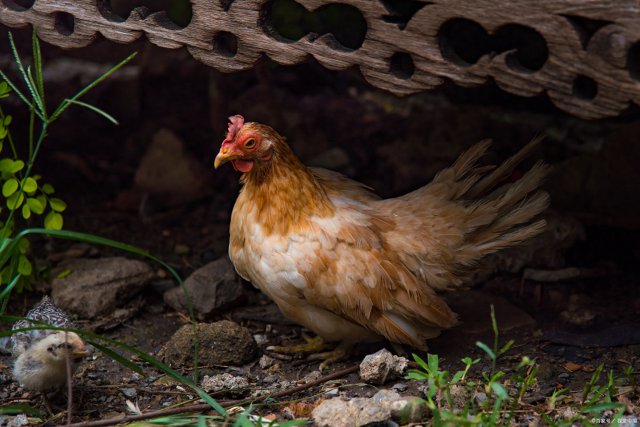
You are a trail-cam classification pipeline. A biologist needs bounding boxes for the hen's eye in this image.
[244,139,256,149]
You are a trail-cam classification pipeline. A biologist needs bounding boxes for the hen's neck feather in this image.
[238,137,334,235]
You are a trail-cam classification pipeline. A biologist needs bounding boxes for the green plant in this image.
[0,30,135,300]
[405,305,632,426]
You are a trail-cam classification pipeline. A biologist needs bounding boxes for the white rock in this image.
[359,348,409,385]
[201,373,249,396]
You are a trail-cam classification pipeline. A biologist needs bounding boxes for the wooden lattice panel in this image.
[2,0,640,119]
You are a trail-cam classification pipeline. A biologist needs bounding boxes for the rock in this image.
[359,349,409,385]
[312,391,426,427]
[201,373,249,396]
[258,355,275,369]
[134,128,210,205]
[164,257,244,319]
[386,396,429,424]
[312,397,392,427]
[160,321,259,368]
[51,257,154,319]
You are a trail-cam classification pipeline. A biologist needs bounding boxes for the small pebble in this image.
[174,244,190,255]
[259,355,276,369]
[324,388,339,397]
[263,374,279,384]
[558,373,570,380]
[120,388,137,399]
[253,334,268,346]
[474,392,487,403]
[391,383,408,392]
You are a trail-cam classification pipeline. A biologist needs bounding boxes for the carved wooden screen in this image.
[1,0,639,119]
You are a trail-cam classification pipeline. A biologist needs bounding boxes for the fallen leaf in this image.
[282,402,315,418]
[564,361,582,372]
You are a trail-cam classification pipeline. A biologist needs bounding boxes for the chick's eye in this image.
[244,139,256,149]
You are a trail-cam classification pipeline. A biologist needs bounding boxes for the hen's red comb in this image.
[223,115,245,144]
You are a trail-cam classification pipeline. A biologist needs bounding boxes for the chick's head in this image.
[36,331,90,363]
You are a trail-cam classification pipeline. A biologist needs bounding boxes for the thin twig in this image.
[65,330,73,426]
[63,364,359,427]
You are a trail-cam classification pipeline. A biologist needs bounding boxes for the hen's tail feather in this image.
[466,135,545,199]
[474,219,547,253]
[446,137,550,277]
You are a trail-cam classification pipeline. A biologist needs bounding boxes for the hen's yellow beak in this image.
[214,147,240,169]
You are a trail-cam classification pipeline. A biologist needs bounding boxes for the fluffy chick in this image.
[13,331,89,392]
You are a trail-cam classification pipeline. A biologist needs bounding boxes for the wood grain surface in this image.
[2,0,639,119]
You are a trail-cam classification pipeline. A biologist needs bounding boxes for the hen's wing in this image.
[283,171,459,349]
[10,296,73,356]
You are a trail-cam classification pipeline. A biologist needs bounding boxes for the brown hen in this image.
[215,115,549,364]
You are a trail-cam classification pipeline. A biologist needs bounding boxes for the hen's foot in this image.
[307,342,351,370]
[267,334,327,354]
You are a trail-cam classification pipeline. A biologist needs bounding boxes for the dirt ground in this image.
[0,30,639,425]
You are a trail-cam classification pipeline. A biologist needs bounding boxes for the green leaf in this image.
[451,370,464,384]
[36,195,47,210]
[412,353,429,372]
[0,81,10,98]
[581,402,625,414]
[44,212,63,230]
[490,382,508,400]
[49,198,67,212]
[0,159,13,172]
[0,125,7,139]
[6,192,24,210]
[17,255,32,276]
[10,160,24,173]
[3,115,11,126]
[56,268,72,279]
[0,404,43,417]
[21,204,31,219]
[2,178,18,197]
[17,237,29,253]
[41,183,55,194]
[476,341,496,360]
[21,177,37,193]
[427,353,439,373]
[27,197,44,214]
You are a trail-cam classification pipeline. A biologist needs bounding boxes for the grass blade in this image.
[50,52,137,122]
[64,99,119,124]
[7,33,45,118]
[87,339,145,375]
[31,29,45,110]
[0,404,43,417]
[4,228,182,285]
